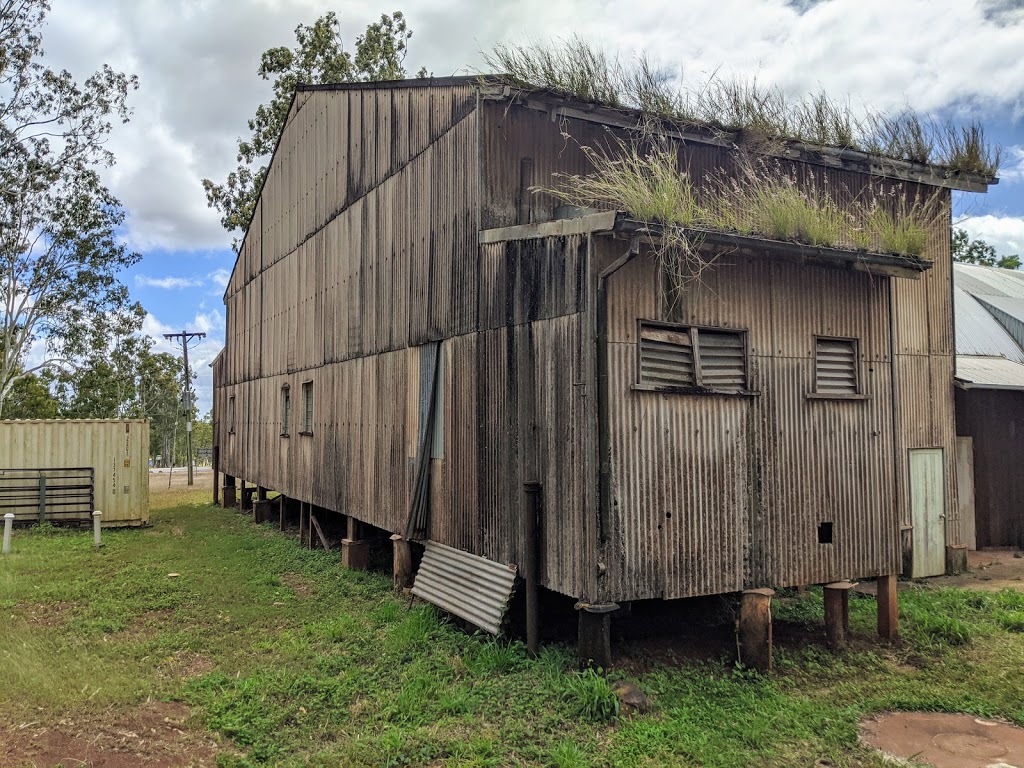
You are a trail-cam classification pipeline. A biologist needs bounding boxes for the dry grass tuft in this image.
[485,38,1001,177]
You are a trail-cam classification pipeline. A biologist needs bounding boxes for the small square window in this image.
[815,337,859,396]
[301,381,313,434]
[281,385,291,437]
[638,322,747,392]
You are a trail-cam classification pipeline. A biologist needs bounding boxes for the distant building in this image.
[953,263,1024,549]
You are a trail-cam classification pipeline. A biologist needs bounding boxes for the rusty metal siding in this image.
[955,388,1024,548]
[600,237,899,601]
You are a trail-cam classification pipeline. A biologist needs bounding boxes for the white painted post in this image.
[92,510,103,548]
[3,513,14,554]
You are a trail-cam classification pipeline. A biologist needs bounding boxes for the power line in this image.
[163,330,206,486]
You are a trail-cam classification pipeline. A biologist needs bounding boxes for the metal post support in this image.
[576,601,619,669]
[522,482,542,656]
[37,474,46,524]
[2,513,13,554]
[93,510,103,548]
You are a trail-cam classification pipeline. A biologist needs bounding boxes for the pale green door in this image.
[909,448,946,578]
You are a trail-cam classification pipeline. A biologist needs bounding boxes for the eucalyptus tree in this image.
[203,10,420,248]
[0,0,139,416]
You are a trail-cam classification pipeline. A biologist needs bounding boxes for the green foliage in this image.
[546,135,944,287]
[2,370,58,418]
[5,496,1024,766]
[203,11,418,247]
[562,668,620,723]
[0,0,139,417]
[486,38,1001,176]
[952,227,1021,269]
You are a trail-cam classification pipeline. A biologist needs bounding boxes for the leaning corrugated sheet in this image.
[412,541,518,635]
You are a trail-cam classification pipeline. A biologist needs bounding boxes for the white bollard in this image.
[92,510,103,548]
[3,512,13,554]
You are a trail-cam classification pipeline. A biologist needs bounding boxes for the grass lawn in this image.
[2,488,1024,767]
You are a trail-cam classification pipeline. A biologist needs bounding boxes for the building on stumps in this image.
[211,76,996,669]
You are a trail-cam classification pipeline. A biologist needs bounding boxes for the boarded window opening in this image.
[281,385,291,437]
[818,521,833,544]
[638,322,746,392]
[301,381,313,434]
[815,337,859,395]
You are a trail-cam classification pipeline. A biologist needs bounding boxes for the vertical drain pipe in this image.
[596,232,642,547]
[522,482,542,655]
[93,510,103,548]
[2,513,13,554]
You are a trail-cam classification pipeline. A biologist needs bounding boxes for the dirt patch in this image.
[148,469,214,493]
[282,572,315,599]
[0,701,224,767]
[18,601,74,628]
[861,711,1024,768]
[928,548,1024,592]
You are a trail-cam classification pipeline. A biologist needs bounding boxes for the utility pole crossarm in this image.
[164,330,206,486]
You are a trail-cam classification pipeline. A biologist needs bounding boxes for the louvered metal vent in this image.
[638,323,747,391]
[698,331,746,390]
[815,338,859,394]
[639,326,695,387]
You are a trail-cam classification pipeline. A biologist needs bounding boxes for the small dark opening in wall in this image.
[818,522,833,544]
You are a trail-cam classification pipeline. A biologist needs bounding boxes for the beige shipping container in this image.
[0,419,149,526]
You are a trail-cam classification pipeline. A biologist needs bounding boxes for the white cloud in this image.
[36,0,1024,255]
[1000,146,1024,184]
[135,275,205,289]
[135,269,233,290]
[959,214,1024,257]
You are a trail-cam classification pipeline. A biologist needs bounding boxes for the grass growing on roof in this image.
[543,132,945,289]
[3,489,1024,766]
[486,37,1001,177]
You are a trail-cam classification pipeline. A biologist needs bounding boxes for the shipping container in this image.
[0,419,149,526]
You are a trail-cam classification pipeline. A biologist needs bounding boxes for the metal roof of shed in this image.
[956,356,1024,391]
[954,263,1024,389]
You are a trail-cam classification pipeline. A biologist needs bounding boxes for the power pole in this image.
[163,330,206,485]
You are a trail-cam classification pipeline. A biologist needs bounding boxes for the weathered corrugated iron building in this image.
[953,263,1024,550]
[212,76,994,662]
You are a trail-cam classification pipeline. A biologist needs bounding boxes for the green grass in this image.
[3,492,1024,766]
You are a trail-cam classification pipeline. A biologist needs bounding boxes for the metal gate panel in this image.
[0,468,95,524]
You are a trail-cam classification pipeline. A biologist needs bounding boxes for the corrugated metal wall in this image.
[215,84,958,603]
[955,388,1024,548]
[595,236,899,600]
[0,420,149,525]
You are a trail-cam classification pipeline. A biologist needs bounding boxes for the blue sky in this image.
[39,0,1024,413]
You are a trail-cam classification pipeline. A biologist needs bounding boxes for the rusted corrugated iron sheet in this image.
[955,388,1024,548]
[215,80,960,608]
[412,541,518,634]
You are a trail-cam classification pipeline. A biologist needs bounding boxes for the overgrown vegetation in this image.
[545,132,946,290]
[485,37,1001,177]
[3,489,1024,766]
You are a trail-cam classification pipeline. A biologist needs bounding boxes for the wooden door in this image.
[909,448,947,578]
